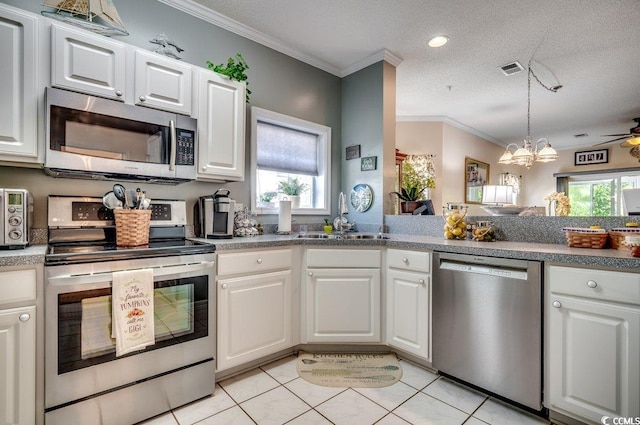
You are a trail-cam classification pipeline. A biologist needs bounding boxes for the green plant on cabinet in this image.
[206,53,251,102]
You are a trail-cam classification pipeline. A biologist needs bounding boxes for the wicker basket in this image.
[608,228,640,250]
[114,209,152,246]
[563,227,608,249]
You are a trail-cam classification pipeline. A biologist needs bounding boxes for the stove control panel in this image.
[48,196,187,228]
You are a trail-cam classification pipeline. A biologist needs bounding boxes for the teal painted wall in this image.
[342,62,385,227]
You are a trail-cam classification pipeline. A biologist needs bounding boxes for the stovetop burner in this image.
[46,239,215,265]
[46,195,216,265]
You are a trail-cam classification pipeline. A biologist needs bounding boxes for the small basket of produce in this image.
[608,225,640,249]
[563,227,608,249]
[472,221,496,242]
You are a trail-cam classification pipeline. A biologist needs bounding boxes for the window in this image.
[250,107,331,215]
[561,170,640,216]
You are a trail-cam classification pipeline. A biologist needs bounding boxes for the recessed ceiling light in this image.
[428,35,449,48]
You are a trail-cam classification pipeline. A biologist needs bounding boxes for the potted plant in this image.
[392,187,426,214]
[258,191,278,208]
[323,218,333,234]
[278,177,308,208]
[206,53,252,102]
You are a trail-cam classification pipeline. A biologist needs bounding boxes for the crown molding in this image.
[397,115,505,146]
[158,0,403,78]
[158,0,342,76]
[341,49,404,77]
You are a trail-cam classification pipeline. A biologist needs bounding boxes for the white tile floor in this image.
[141,355,550,425]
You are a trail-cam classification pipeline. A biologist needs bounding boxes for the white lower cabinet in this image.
[385,249,431,361]
[304,249,381,343]
[0,267,38,425]
[547,265,640,424]
[217,249,293,371]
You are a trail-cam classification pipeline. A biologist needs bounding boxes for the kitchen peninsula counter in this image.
[3,235,638,270]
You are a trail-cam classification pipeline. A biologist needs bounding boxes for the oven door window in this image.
[49,105,169,164]
[58,276,208,374]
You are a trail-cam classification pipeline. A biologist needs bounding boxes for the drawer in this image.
[0,269,37,305]
[548,265,640,306]
[306,249,380,268]
[387,249,430,273]
[218,249,292,276]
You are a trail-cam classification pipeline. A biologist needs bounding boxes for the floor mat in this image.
[297,352,402,388]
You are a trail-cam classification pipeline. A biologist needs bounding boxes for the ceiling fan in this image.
[595,118,640,147]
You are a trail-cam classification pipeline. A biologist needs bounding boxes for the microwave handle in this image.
[169,119,176,171]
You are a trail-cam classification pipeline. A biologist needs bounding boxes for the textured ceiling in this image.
[187,0,640,150]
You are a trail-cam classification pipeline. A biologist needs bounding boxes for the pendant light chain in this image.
[497,60,560,168]
[527,62,532,141]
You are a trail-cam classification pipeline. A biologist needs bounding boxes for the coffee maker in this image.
[195,189,235,239]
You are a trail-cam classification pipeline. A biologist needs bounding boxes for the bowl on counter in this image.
[481,205,529,216]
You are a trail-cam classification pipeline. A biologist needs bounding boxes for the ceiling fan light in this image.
[626,136,640,146]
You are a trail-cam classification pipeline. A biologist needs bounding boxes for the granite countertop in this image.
[2,234,638,270]
[194,233,639,271]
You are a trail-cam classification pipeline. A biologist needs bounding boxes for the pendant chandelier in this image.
[498,61,559,169]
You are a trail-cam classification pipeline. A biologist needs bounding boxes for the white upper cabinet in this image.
[196,69,246,182]
[51,23,193,116]
[51,23,126,101]
[0,4,40,162]
[134,50,192,115]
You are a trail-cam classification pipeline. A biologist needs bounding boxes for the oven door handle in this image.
[47,261,215,284]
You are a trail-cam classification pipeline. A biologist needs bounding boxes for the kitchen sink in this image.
[296,233,389,240]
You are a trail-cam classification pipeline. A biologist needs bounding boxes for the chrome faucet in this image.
[337,191,349,234]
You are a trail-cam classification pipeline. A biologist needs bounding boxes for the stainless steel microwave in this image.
[45,87,197,184]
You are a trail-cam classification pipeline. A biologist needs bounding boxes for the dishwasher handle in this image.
[439,260,528,280]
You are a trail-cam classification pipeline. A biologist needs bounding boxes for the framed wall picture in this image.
[465,157,489,204]
[346,145,361,160]
[575,148,608,166]
[361,156,377,171]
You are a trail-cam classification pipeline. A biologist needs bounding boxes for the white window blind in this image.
[256,121,319,175]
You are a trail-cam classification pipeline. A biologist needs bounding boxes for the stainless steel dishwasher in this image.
[432,252,543,411]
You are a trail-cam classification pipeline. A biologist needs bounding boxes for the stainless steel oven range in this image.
[44,196,216,425]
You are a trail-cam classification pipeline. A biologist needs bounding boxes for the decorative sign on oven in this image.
[112,269,155,356]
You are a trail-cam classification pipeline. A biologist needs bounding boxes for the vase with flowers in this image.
[544,192,571,216]
[392,154,436,213]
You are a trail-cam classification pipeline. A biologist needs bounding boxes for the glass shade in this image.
[498,150,514,164]
[536,144,558,162]
[626,136,640,146]
[512,147,534,165]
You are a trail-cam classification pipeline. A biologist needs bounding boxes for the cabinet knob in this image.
[552,301,562,308]
[586,280,598,288]
[202,165,208,171]
[308,271,313,276]
[115,90,123,97]
[19,313,30,322]
[221,283,228,289]
[402,257,408,263]
[257,258,263,264]
[418,279,425,285]
[139,95,146,102]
